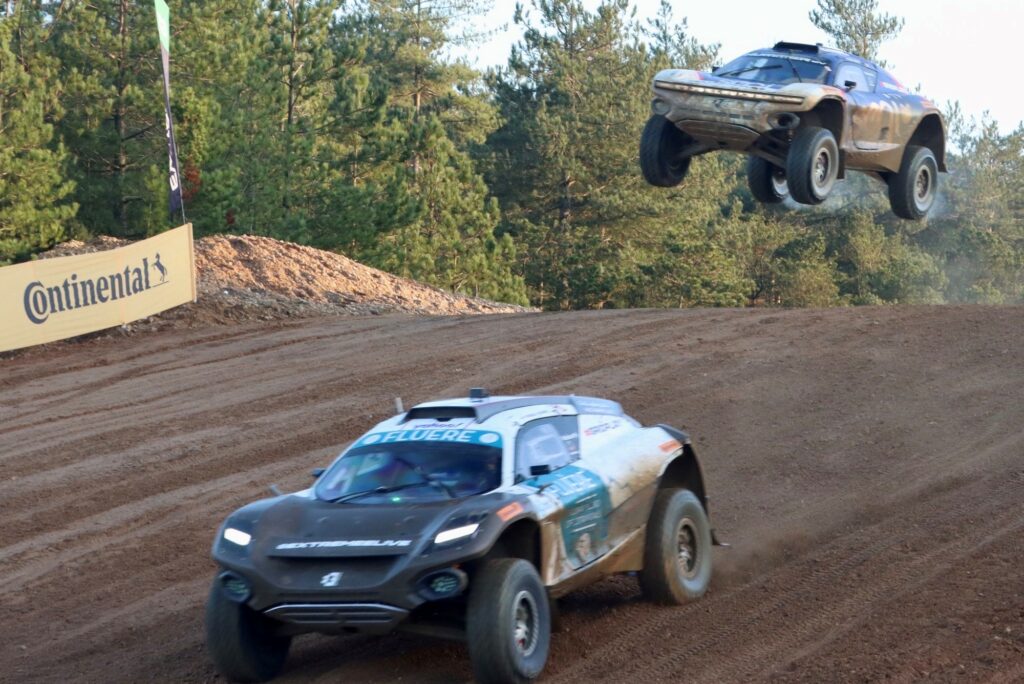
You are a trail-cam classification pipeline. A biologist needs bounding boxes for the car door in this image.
[516,416,611,570]
[835,62,886,150]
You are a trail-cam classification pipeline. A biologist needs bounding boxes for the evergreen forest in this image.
[2,0,1021,308]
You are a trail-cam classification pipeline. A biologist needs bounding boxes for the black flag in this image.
[155,0,184,218]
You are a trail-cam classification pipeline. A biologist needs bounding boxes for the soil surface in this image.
[1,305,1022,683]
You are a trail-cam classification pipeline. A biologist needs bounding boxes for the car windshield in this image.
[315,442,503,504]
[716,54,829,85]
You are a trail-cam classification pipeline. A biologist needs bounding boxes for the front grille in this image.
[265,602,408,627]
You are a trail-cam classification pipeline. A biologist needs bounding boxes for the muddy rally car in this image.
[207,390,718,683]
[641,41,946,219]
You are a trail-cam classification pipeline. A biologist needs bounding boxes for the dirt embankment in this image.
[35,233,531,332]
[1,305,1022,683]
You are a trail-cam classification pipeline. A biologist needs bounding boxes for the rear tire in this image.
[640,489,712,605]
[640,115,692,187]
[888,145,938,220]
[786,126,839,205]
[747,156,789,204]
[206,578,291,683]
[467,558,551,684]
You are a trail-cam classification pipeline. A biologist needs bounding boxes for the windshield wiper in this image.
[784,59,803,83]
[394,457,457,499]
[718,64,783,78]
[330,481,435,504]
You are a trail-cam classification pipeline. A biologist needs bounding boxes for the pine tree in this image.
[0,4,76,263]
[487,0,744,309]
[808,0,903,64]
[49,0,167,237]
[347,0,528,304]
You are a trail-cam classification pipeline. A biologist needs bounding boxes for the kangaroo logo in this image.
[152,253,167,283]
[320,572,343,587]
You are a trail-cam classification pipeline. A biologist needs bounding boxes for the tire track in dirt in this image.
[2,306,1022,683]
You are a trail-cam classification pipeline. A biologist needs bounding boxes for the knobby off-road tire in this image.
[786,126,840,205]
[206,579,292,683]
[640,115,692,187]
[888,145,939,220]
[747,156,789,204]
[640,488,712,605]
[467,558,551,684]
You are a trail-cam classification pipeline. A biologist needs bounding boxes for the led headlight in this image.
[223,527,252,546]
[434,523,479,545]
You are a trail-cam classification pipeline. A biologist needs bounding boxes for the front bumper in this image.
[213,526,497,634]
[264,602,410,634]
[652,80,807,149]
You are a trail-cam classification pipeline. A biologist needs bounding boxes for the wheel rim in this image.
[512,589,539,657]
[675,517,699,579]
[914,164,934,212]
[813,148,832,190]
[771,167,789,198]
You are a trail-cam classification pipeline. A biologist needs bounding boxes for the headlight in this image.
[434,523,479,545]
[223,527,252,546]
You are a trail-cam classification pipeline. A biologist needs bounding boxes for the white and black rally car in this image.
[206,390,721,683]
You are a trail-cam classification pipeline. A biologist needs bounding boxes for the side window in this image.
[835,63,871,92]
[515,416,580,481]
[862,67,878,92]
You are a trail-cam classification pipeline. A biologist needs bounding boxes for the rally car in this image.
[641,41,946,220]
[206,390,719,683]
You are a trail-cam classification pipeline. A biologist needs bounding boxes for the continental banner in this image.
[0,225,197,352]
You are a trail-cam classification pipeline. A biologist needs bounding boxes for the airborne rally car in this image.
[641,41,947,220]
[206,390,718,683]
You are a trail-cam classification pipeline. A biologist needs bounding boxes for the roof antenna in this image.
[394,397,404,414]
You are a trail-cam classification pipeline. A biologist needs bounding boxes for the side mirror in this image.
[843,80,857,90]
[311,467,325,479]
[529,464,552,477]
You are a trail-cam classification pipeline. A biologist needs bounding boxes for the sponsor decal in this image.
[584,420,622,437]
[320,572,343,587]
[276,539,412,550]
[0,224,197,352]
[497,502,524,521]
[406,420,473,429]
[23,256,166,325]
[527,465,612,569]
[660,439,683,453]
[356,429,503,448]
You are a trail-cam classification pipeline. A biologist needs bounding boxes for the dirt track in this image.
[2,306,1023,683]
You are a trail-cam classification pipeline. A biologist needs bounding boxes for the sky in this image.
[453,0,1024,134]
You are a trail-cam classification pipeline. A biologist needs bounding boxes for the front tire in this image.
[888,145,938,220]
[640,115,692,187]
[786,126,839,205]
[640,488,712,605]
[467,558,551,684]
[206,578,292,683]
[747,156,789,204]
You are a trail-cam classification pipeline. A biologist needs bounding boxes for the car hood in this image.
[232,494,485,559]
[655,68,790,92]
